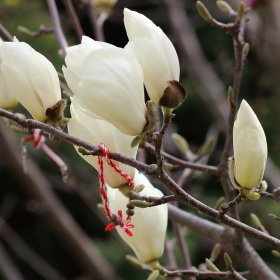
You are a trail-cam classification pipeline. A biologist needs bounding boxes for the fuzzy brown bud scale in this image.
[159,80,187,109]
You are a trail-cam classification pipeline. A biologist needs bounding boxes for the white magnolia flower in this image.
[63,36,147,136]
[68,98,138,188]
[0,38,18,110]
[124,8,184,108]
[0,37,61,121]
[107,171,168,263]
[233,99,267,189]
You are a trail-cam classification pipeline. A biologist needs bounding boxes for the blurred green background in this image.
[0,0,280,279]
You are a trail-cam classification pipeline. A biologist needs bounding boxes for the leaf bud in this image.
[216,1,233,15]
[205,258,220,272]
[228,86,234,102]
[171,133,189,155]
[243,43,250,58]
[210,243,221,262]
[272,250,280,258]
[97,203,106,215]
[196,1,213,23]
[237,2,245,22]
[250,213,262,228]
[224,253,233,267]
[200,137,213,156]
[129,200,150,208]
[125,254,143,269]
[133,184,145,193]
[147,270,159,280]
[214,197,225,210]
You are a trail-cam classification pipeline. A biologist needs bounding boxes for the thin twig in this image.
[0,24,13,41]
[61,0,84,40]
[1,110,280,251]
[141,141,218,175]
[46,0,68,56]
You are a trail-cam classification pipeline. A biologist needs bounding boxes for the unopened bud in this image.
[129,200,150,208]
[91,0,117,14]
[97,203,106,215]
[272,250,280,257]
[125,254,143,269]
[78,147,89,155]
[163,162,175,170]
[224,253,233,267]
[237,2,245,22]
[118,184,131,197]
[210,243,221,262]
[205,258,220,272]
[216,1,233,15]
[133,184,145,193]
[242,189,260,200]
[228,86,234,102]
[214,197,225,210]
[196,1,213,23]
[243,43,250,58]
[268,214,280,221]
[147,270,159,280]
[200,137,213,156]
[250,213,262,228]
[159,80,187,109]
[259,180,268,193]
[131,101,158,148]
[171,133,189,155]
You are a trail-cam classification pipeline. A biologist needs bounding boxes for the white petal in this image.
[132,38,173,103]
[234,128,266,188]
[124,8,162,42]
[77,78,147,135]
[81,48,145,115]
[107,172,167,263]
[1,64,46,121]
[68,117,124,188]
[27,52,61,111]
[62,66,80,94]
[113,128,137,179]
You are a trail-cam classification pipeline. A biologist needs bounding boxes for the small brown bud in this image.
[159,80,186,109]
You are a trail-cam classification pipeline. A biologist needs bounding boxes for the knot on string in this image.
[98,143,135,236]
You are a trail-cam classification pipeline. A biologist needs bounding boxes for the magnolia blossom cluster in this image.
[0,9,175,264]
[65,9,175,263]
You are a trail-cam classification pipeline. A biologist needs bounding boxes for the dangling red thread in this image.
[98,143,135,236]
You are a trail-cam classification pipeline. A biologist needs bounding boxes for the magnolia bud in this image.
[232,100,267,190]
[124,9,185,110]
[107,171,168,263]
